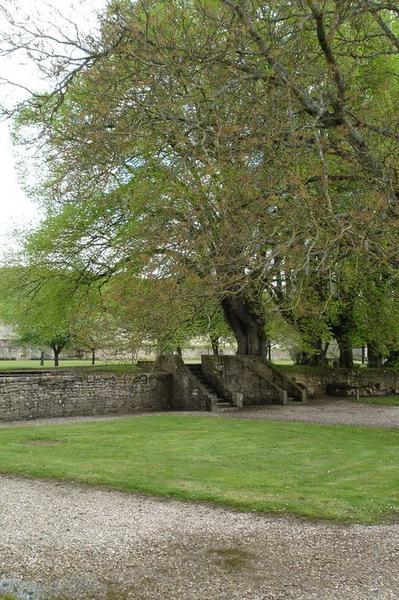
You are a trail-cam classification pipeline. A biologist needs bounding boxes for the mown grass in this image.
[273,363,330,374]
[354,396,399,406]
[0,416,397,524]
[274,362,399,374]
[0,360,138,372]
[0,359,101,370]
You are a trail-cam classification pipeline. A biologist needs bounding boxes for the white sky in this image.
[0,0,106,258]
[0,121,38,248]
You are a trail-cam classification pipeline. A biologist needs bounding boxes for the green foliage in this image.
[106,275,233,355]
[3,1,399,359]
[0,266,83,361]
[9,270,69,335]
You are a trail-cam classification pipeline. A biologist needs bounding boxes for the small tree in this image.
[17,329,70,367]
[0,266,74,366]
[70,290,118,365]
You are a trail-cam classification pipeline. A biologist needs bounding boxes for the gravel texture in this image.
[0,476,398,600]
[0,398,398,429]
[224,398,399,428]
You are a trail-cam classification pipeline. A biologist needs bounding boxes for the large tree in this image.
[1,0,399,360]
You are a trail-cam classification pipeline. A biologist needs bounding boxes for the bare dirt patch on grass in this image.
[24,439,65,446]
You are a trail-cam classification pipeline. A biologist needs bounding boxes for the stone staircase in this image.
[186,364,237,411]
[286,394,305,404]
[201,355,307,406]
[155,354,306,412]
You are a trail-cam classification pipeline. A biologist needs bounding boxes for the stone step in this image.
[287,396,305,404]
[188,363,304,406]
[186,364,234,409]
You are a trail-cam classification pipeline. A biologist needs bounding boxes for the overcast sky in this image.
[0,122,38,252]
[0,0,106,257]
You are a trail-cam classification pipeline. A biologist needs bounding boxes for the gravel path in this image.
[0,398,398,429]
[226,398,399,428]
[0,476,398,600]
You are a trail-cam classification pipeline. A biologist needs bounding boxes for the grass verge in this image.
[0,415,397,524]
[0,359,104,370]
[273,363,330,375]
[0,360,139,373]
[354,396,399,406]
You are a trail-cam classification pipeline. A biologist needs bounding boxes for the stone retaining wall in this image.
[201,355,289,405]
[0,371,172,422]
[154,355,212,410]
[279,367,399,398]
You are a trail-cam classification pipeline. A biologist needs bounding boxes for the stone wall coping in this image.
[0,369,168,380]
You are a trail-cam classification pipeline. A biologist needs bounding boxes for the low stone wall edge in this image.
[0,370,173,422]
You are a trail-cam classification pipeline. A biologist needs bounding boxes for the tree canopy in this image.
[1,0,399,364]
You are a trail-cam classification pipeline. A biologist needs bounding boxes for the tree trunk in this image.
[40,351,44,367]
[383,348,399,367]
[210,337,219,356]
[221,295,267,358]
[295,340,329,367]
[91,348,96,365]
[331,306,355,369]
[176,346,182,357]
[336,334,354,368]
[367,342,383,368]
[54,349,60,367]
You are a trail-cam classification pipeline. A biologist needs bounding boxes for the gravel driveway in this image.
[225,398,399,428]
[0,398,398,429]
[0,476,398,600]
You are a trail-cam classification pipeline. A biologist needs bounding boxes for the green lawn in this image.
[0,360,136,371]
[355,396,399,406]
[0,415,397,524]
[0,359,98,370]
